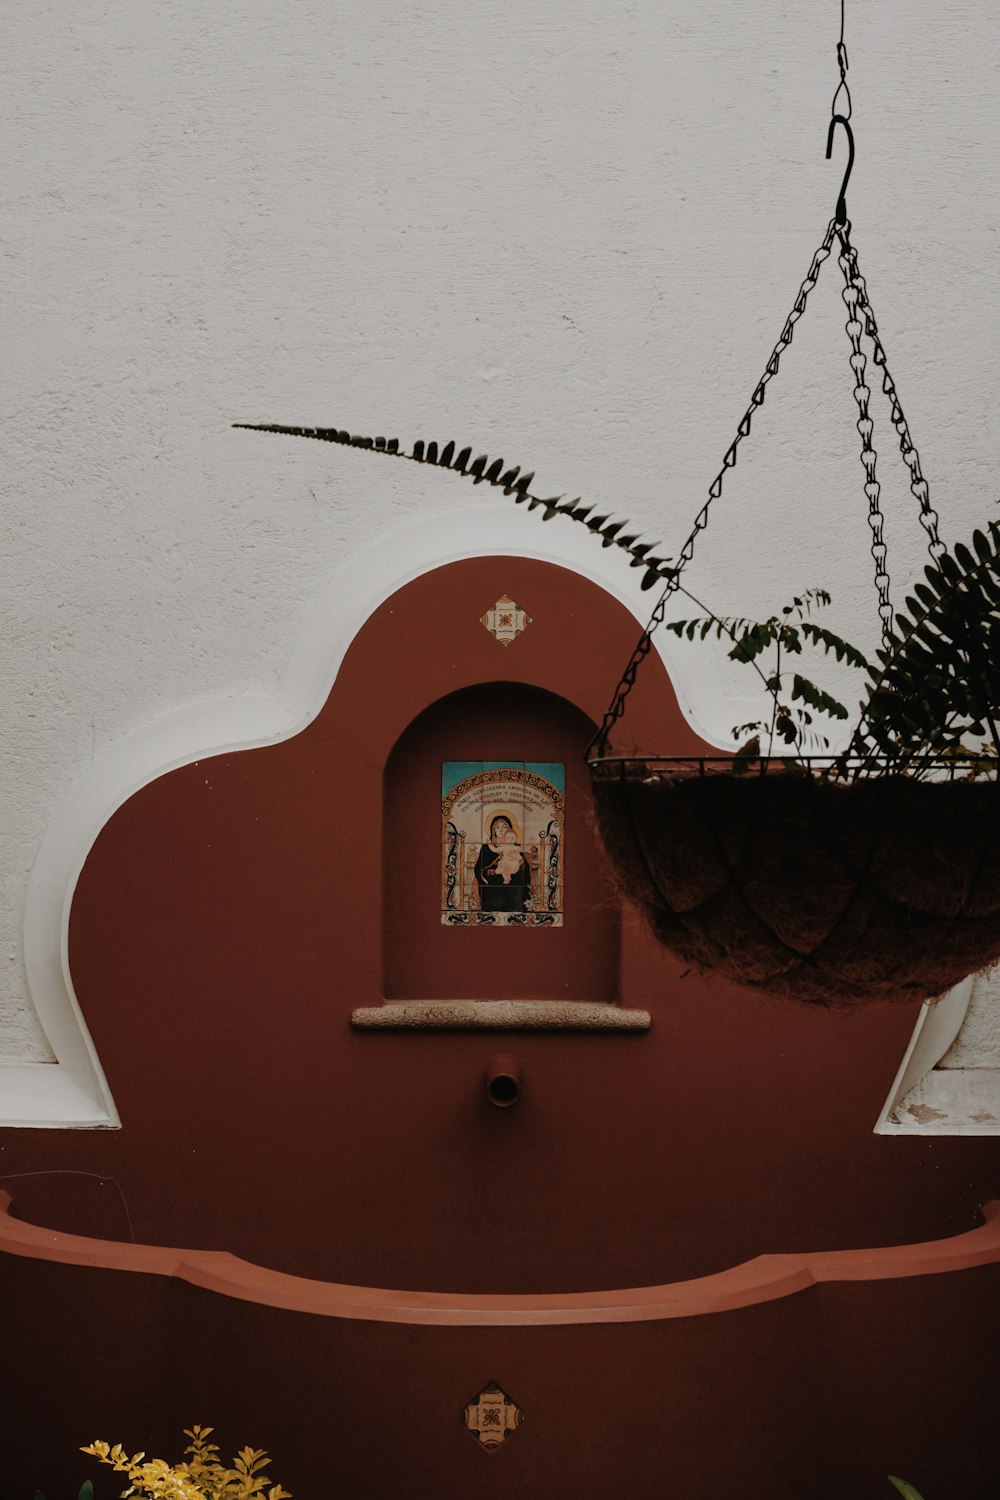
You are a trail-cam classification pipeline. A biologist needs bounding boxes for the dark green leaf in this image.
[732,735,761,770]
[798,623,871,669]
[887,1479,925,1500]
[790,675,850,720]
[729,624,776,664]
[973,527,993,561]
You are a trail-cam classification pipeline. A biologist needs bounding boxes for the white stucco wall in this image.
[3,0,999,1066]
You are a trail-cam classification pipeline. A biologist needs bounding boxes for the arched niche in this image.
[338,552,705,1030]
[382,681,620,1006]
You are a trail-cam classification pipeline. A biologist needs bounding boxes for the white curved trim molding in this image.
[874,980,973,1135]
[11,503,728,1127]
[876,974,1000,1135]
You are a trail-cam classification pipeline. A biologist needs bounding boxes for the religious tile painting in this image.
[442,761,564,926]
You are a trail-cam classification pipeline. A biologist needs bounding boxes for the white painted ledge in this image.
[874,976,1000,1135]
[352,1001,651,1031]
[885,1069,1000,1134]
[0,1063,117,1129]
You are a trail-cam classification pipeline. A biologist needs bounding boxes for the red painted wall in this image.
[2,1249,998,1500]
[2,557,997,1292]
[3,554,1000,1499]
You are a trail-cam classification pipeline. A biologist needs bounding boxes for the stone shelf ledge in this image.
[351,1000,651,1031]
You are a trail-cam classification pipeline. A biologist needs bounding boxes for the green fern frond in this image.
[852,520,1000,765]
[233,422,677,592]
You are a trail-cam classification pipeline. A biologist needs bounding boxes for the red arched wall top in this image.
[14,554,989,1296]
[312,551,707,780]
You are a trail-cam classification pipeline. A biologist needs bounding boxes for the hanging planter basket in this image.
[575,129,1000,1005]
[234,98,1000,1006]
[590,757,1000,1006]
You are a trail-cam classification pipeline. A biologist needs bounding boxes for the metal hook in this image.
[826,113,854,227]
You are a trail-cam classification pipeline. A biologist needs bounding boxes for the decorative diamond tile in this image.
[481,594,531,646]
[463,1381,524,1451]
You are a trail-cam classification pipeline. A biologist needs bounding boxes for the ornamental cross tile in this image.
[481,594,531,646]
[463,1381,524,1451]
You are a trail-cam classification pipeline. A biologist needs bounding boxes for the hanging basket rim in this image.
[586,753,999,783]
[588,752,1000,1005]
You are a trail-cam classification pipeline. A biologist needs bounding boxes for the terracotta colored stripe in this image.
[1,1192,996,1327]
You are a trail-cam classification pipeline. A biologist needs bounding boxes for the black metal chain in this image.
[589,2,944,760]
[836,225,895,652]
[832,0,852,121]
[591,230,944,758]
[837,229,945,567]
[588,219,840,760]
[836,225,946,657]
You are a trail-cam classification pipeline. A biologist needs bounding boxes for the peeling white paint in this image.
[890,1070,1000,1135]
